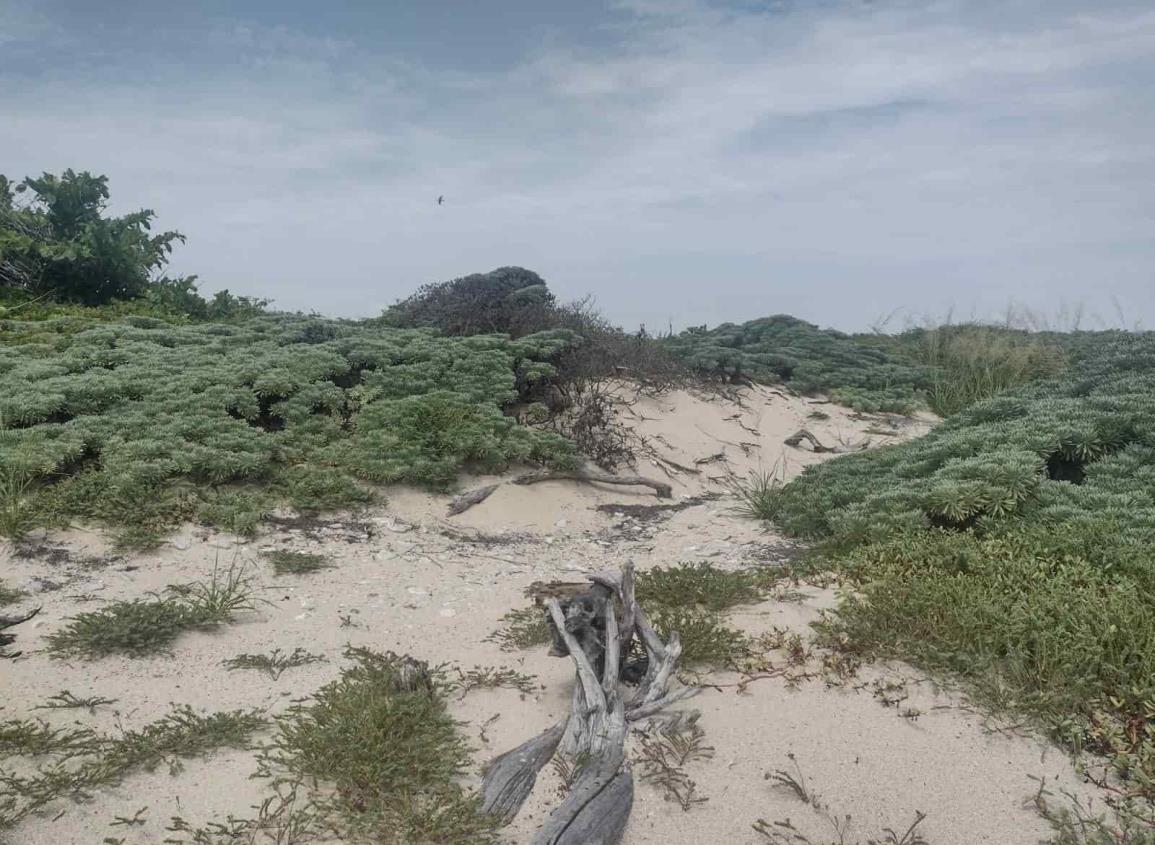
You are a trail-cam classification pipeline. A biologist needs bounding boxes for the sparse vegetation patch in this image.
[46,564,261,658]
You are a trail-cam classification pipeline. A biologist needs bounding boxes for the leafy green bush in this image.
[0,170,187,305]
[0,313,578,541]
[663,315,930,412]
[46,565,260,658]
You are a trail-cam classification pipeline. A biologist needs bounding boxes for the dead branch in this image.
[512,469,672,499]
[1,607,41,658]
[447,483,500,516]
[784,428,837,453]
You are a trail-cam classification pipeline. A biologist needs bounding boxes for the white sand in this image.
[1,386,1096,844]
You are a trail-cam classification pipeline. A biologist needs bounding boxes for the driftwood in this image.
[784,428,837,453]
[512,469,672,499]
[1,607,40,659]
[480,563,697,843]
[448,468,673,516]
[447,483,499,516]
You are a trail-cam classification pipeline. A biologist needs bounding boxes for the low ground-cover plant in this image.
[261,549,332,576]
[224,648,325,680]
[819,523,1155,801]
[261,647,498,844]
[46,565,260,658]
[768,331,1155,546]
[0,705,265,830]
[0,311,578,543]
[0,580,25,608]
[755,331,1155,810]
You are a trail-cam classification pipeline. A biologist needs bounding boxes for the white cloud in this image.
[1,1,1152,328]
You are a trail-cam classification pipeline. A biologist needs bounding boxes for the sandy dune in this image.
[2,386,1097,844]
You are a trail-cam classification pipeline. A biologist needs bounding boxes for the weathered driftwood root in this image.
[512,469,672,499]
[0,607,40,658]
[480,563,696,844]
[480,722,566,823]
[784,427,837,453]
[447,483,499,516]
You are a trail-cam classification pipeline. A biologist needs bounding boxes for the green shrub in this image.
[0,313,579,538]
[768,331,1155,547]
[663,314,930,412]
[380,266,554,338]
[1,170,188,305]
[821,524,1155,798]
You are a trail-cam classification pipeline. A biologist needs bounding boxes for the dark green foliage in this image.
[649,606,750,667]
[0,312,578,539]
[636,563,764,667]
[46,566,260,658]
[636,562,764,612]
[264,647,498,844]
[381,266,555,338]
[664,315,930,412]
[262,550,332,576]
[0,170,187,305]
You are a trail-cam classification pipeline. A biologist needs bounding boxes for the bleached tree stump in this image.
[479,562,697,844]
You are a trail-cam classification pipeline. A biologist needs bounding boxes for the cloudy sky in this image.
[2,0,1153,331]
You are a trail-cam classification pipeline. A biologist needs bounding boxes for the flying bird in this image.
[437,195,444,205]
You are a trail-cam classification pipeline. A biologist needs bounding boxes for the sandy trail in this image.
[2,386,1094,844]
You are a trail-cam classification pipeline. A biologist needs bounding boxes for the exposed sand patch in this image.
[1,387,1095,844]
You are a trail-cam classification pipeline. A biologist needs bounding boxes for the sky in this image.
[2,0,1153,332]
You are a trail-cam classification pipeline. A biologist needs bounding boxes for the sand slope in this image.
[1,386,1095,844]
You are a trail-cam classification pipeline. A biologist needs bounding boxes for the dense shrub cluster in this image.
[663,315,930,412]
[770,330,1155,545]
[768,331,1155,804]
[0,313,577,544]
[380,266,556,338]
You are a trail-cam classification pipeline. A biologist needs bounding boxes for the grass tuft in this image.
[913,323,1065,417]
[729,467,786,523]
